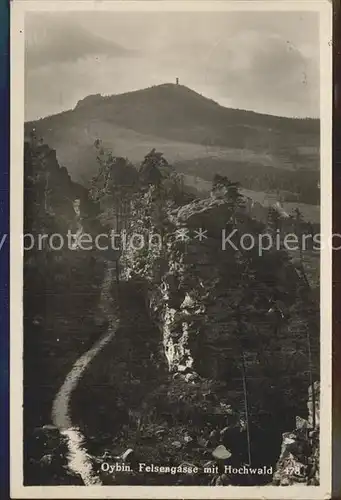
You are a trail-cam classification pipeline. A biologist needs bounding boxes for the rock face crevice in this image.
[129,194,318,387]
[123,189,320,479]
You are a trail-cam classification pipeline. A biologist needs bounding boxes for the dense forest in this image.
[24,133,320,486]
[174,157,320,205]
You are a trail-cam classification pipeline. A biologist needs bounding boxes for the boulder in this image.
[212,445,232,460]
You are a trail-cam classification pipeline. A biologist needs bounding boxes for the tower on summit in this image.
[176,77,179,85]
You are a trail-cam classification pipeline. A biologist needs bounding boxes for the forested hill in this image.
[25,84,320,186]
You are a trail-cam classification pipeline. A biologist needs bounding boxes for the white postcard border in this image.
[10,1,333,499]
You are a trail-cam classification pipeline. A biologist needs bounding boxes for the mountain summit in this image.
[25,84,319,183]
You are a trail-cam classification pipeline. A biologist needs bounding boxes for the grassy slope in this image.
[25,84,320,184]
[25,117,280,183]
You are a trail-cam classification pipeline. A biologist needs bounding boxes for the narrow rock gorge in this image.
[24,138,320,486]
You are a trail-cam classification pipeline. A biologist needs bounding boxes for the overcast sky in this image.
[24,10,320,120]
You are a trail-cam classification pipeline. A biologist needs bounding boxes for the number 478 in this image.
[286,464,303,476]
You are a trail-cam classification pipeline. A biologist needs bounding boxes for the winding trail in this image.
[51,264,119,485]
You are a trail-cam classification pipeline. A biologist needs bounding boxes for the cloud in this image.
[159,29,319,117]
[24,11,320,120]
[25,14,137,69]
[206,31,319,117]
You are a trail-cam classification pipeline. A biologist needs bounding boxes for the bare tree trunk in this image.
[306,329,316,429]
[240,350,252,466]
[297,218,317,430]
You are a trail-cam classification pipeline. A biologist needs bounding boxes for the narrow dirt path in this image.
[51,264,119,485]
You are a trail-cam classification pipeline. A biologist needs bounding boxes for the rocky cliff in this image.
[272,381,320,486]
[24,137,107,484]
[122,185,320,477]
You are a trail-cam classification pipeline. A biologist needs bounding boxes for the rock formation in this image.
[23,137,320,486]
[272,381,320,485]
[121,185,320,480]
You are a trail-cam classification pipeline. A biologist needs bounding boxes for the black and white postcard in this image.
[10,1,332,498]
